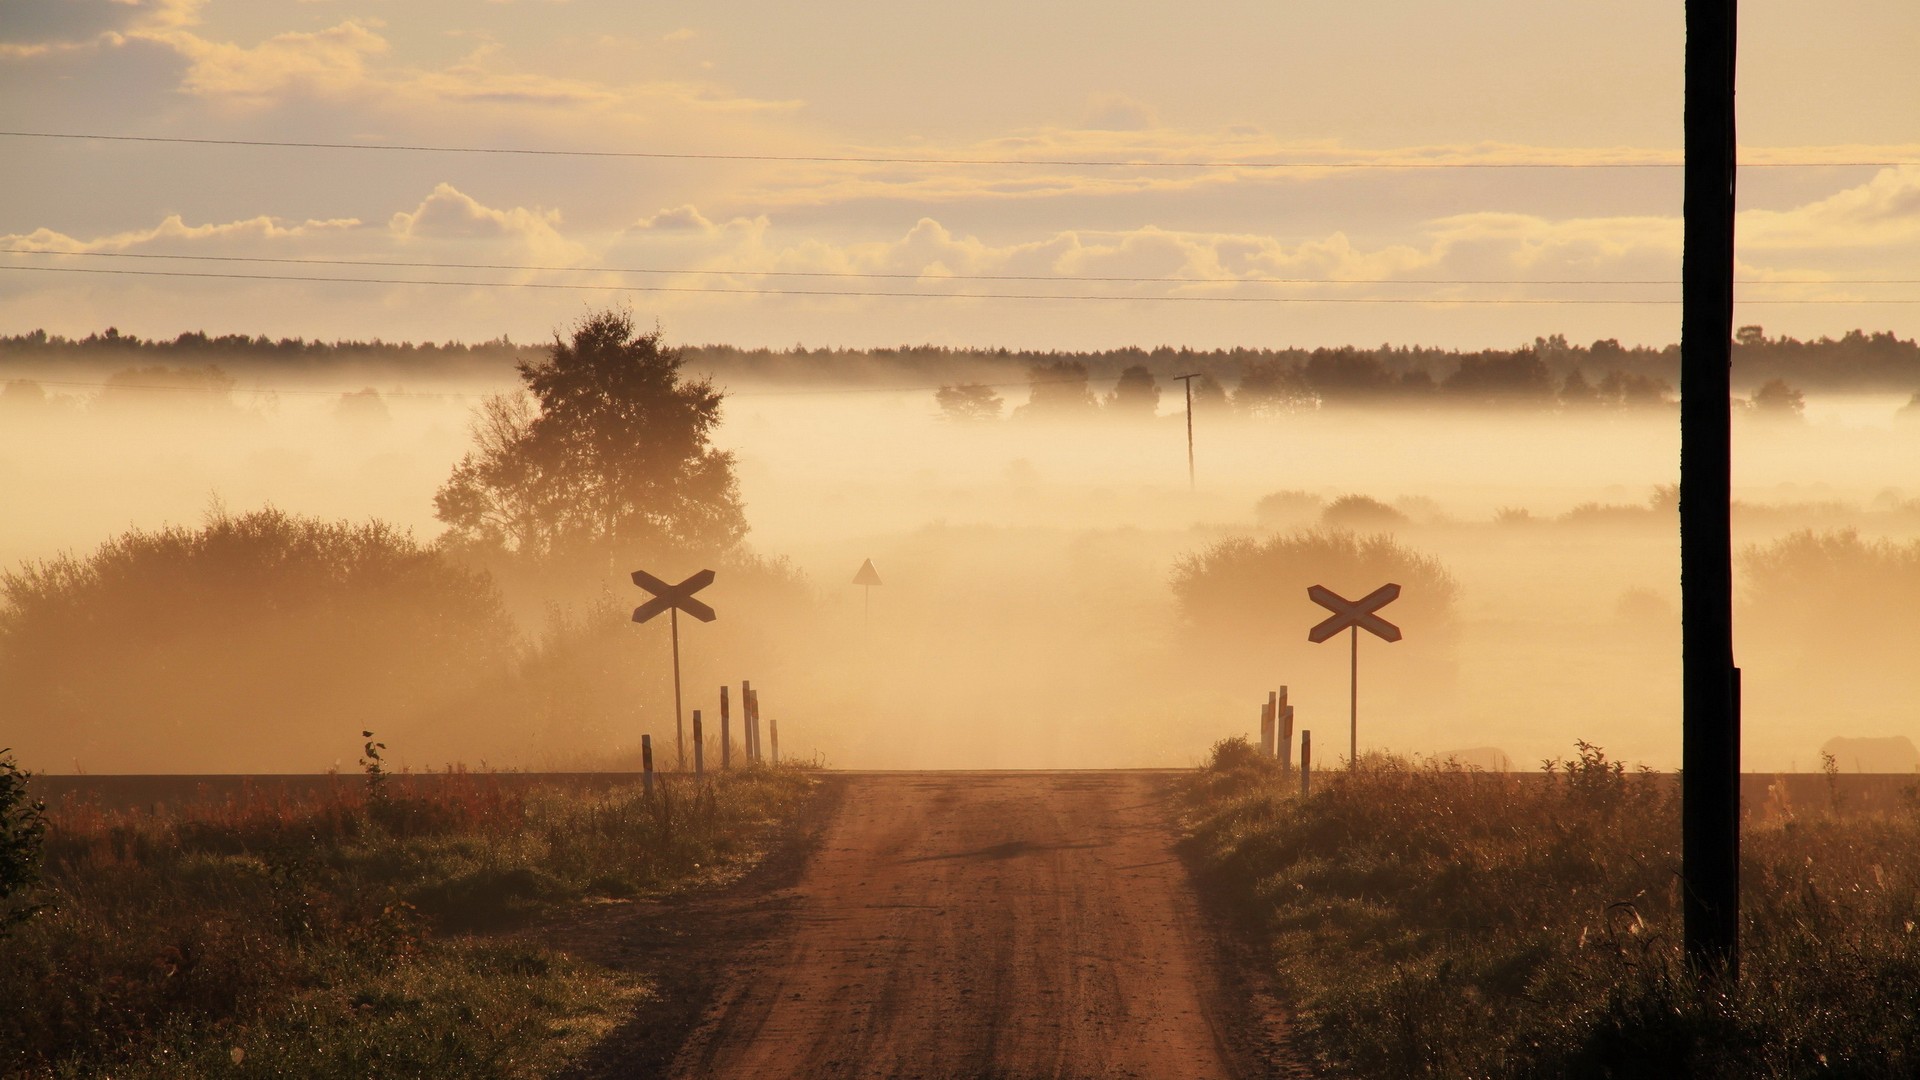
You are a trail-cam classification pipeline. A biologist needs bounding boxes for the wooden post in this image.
[642,734,655,799]
[720,686,732,770]
[1260,699,1274,757]
[1278,685,1295,770]
[752,689,764,762]
[741,681,755,762]
[693,710,705,776]
[770,716,780,765]
[1682,0,1741,983]
[1300,730,1312,797]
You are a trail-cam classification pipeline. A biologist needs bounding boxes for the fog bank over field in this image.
[4,340,1919,775]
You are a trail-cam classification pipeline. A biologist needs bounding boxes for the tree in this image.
[1747,377,1805,419]
[1105,364,1161,417]
[935,382,1004,422]
[1013,360,1098,419]
[1442,349,1554,404]
[1234,359,1315,415]
[435,309,747,562]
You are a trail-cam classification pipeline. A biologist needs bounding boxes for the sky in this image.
[4,0,1920,351]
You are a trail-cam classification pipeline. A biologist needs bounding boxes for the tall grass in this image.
[1185,738,1920,1078]
[0,763,817,1079]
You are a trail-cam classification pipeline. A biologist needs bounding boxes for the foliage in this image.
[1184,742,1920,1078]
[1739,529,1920,671]
[1321,494,1409,531]
[1104,364,1161,416]
[934,382,1004,422]
[1014,359,1098,418]
[0,764,820,1078]
[0,508,516,772]
[1171,528,1457,642]
[1233,358,1315,415]
[1746,377,1806,419]
[0,748,48,932]
[434,308,747,564]
[1442,349,1555,404]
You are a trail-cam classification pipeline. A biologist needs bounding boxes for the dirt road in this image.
[667,771,1284,1079]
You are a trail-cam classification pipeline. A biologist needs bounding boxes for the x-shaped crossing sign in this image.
[1307,583,1402,643]
[631,568,718,624]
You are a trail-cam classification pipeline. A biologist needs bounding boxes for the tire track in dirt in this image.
[666,771,1292,1079]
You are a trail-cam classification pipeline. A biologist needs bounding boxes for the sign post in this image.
[631,568,718,771]
[1307,583,1402,768]
[853,559,883,629]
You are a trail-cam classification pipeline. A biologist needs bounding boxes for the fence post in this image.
[770,716,780,764]
[1300,730,1312,798]
[720,686,732,770]
[749,687,762,762]
[742,681,756,762]
[693,710,705,776]
[1279,685,1295,770]
[1260,699,1274,757]
[642,734,655,799]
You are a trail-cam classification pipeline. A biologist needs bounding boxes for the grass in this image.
[1,759,818,1079]
[1184,738,1920,1079]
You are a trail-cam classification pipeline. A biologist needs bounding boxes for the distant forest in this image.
[4,325,1920,404]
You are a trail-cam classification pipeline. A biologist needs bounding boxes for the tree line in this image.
[4,325,1919,394]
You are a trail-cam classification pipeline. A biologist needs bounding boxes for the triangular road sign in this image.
[853,558,883,587]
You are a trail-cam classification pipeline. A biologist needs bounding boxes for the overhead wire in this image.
[3,130,1914,169]
[6,247,1919,287]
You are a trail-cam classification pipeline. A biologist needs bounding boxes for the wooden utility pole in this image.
[1682,0,1741,982]
[1171,373,1200,491]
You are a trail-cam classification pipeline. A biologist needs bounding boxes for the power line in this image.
[8,247,1919,288]
[1,263,1696,304]
[3,130,1912,169]
[8,262,1915,304]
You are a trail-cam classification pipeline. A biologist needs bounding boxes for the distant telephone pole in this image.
[1171,373,1200,491]
[1681,0,1741,983]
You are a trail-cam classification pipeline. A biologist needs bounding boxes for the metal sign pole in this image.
[1350,625,1359,769]
[670,606,684,770]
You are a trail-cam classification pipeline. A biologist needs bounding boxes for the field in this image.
[1183,739,1920,1078]
[1,759,820,1079]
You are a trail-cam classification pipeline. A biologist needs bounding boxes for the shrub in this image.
[1172,528,1457,644]
[0,748,47,931]
[0,508,517,772]
[1321,494,1408,530]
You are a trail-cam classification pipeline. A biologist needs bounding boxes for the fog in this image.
[4,364,1919,774]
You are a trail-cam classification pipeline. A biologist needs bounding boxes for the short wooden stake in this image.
[741,681,755,762]
[642,734,655,799]
[1259,699,1274,757]
[720,686,732,770]
[1300,730,1312,797]
[1278,685,1295,770]
[692,710,705,776]
[770,716,780,764]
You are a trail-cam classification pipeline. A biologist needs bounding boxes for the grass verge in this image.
[1,762,818,1078]
[1183,738,1920,1079]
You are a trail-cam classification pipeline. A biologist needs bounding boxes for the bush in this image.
[0,748,47,931]
[0,508,517,772]
[1172,528,1458,644]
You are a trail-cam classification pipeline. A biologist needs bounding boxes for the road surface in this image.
[667,771,1284,1079]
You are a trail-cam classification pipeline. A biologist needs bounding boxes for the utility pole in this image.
[1681,0,1740,983]
[1171,373,1200,491]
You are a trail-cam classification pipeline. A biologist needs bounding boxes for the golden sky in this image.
[4,0,1919,349]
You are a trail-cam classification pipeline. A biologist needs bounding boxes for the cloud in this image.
[1740,166,1920,249]
[161,19,390,102]
[662,27,697,44]
[1081,93,1157,132]
[632,205,717,232]
[5,213,364,254]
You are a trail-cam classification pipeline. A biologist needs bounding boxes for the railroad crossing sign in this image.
[632,569,717,624]
[1307,582,1402,769]
[1307,583,1402,643]
[632,568,717,771]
